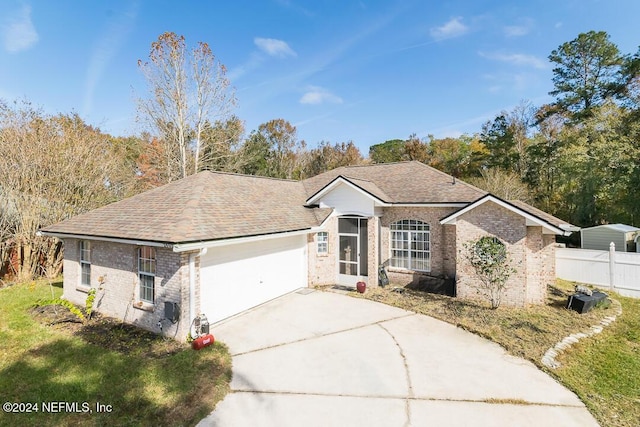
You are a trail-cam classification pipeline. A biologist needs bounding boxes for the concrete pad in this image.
[200,291,600,426]
[231,324,409,397]
[212,290,411,355]
[199,392,407,427]
[380,314,584,406]
[409,400,600,427]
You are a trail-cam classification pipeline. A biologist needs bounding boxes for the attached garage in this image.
[200,234,308,323]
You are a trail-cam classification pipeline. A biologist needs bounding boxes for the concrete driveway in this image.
[198,290,599,427]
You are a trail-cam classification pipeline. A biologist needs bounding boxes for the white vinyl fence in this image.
[556,243,640,298]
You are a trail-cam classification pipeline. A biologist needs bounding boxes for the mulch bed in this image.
[30,304,186,358]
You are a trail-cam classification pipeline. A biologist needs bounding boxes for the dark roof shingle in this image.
[303,161,486,203]
[43,172,325,243]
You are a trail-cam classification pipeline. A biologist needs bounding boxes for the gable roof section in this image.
[303,161,486,204]
[305,175,390,205]
[42,171,327,244]
[440,194,578,236]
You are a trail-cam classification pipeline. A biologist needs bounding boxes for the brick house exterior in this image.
[63,238,196,338]
[42,162,576,340]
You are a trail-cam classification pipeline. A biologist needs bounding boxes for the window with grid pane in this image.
[138,247,156,303]
[390,220,430,272]
[79,240,91,286]
[317,232,328,254]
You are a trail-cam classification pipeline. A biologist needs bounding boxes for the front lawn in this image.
[355,280,639,427]
[0,279,231,427]
[554,294,640,427]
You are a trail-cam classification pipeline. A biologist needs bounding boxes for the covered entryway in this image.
[338,217,368,286]
[200,234,307,323]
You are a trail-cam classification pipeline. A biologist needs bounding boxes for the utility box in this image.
[164,302,180,323]
[567,291,607,314]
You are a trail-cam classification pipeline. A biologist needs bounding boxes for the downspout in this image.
[189,248,207,333]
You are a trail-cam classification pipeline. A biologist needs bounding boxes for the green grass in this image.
[352,280,639,427]
[0,280,231,427]
[554,294,640,427]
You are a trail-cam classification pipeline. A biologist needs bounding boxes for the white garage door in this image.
[200,234,307,323]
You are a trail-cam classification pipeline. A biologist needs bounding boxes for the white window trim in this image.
[389,220,431,272]
[79,240,91,289]
[317,231,328,254]
[138,247,156,304]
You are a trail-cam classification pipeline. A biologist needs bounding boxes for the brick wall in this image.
[61,238,193,340]
[308,216,338,286]
[367,216,379,287]
[308,215,379,288]
[524,231,557,304]
[379,206,458,286]
[454,201,553,307]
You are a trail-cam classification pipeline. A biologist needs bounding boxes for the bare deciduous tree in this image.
[137,32,236,181]
[468,168,532,203]
[0,100,137,279]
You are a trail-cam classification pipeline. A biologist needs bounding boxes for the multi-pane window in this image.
[317,232,328,254]
[80,240,91,286]
[138,247,156,303]
[390,220,430,272]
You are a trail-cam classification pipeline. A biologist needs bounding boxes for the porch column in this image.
[368,216,379,287]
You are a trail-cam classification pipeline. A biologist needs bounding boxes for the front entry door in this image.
[338,217,368,286]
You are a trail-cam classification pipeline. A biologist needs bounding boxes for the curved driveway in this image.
[198,290,599,427]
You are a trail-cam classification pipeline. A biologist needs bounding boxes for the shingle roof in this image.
[303,161,486,204]
[440,195,576,235]
[581,223,640,233]
[508,200,576,230]
[43,161,572,243]
[43,171,329,243]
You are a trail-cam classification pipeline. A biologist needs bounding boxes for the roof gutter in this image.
[559,224,581,236]
[37,230,171,248]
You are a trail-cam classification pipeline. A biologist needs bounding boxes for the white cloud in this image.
[254,37,296,58]
[430,17,468,40]
[479,51,547,69]
[299,86,343,105]
[482,71,539,92]
[2,4,38,53]
[84,2,138,115]
[504,25,528,37]
[503,18,534,37]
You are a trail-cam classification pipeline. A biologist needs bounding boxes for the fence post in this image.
[609,242,615,291]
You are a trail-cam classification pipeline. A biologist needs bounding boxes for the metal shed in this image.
[581,223,640,252]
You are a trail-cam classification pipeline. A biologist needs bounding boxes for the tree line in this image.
[1,30,638,280]
[370,31,640,229]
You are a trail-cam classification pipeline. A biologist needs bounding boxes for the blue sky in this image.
[1,1,639,154]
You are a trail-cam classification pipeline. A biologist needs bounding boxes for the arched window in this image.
[390,220,430,271]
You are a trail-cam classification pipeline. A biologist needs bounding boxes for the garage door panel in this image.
[200,235,306,323]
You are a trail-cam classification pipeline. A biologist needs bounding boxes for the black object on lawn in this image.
[567,291,608,314]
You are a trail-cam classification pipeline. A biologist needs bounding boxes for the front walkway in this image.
[198,290,599,427]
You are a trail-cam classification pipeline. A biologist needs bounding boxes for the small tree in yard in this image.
[463,236,516,309]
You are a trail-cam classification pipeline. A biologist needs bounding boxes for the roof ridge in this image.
[337,160,417,169]
[412,161,488,194]
[340,175,374,183]
[200,169,301,183]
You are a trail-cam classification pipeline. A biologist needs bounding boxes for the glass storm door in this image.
[338,217,368,286]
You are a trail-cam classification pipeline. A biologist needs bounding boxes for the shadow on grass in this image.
[0,321,231,426]
[0,338,158,426]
